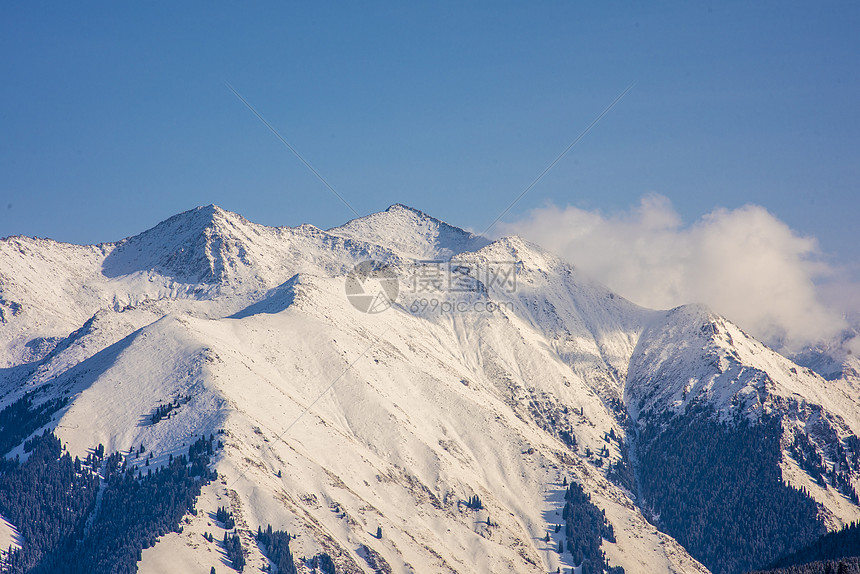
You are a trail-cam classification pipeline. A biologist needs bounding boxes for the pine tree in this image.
[465,494,483,510]
[376,526,382,539]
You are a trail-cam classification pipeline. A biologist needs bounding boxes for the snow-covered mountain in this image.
[1,205,858,574]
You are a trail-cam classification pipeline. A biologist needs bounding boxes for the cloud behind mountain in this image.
[500,194,855,352]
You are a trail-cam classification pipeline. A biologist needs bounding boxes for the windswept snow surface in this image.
[1,204,858,572]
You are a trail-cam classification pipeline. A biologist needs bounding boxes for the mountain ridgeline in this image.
[0,204,858,574]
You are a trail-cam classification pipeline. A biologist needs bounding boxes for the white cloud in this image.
[499,195,853,352]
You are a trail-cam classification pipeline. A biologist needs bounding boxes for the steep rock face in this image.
[627,304,860,429]
[101,204,244,282]
[0,204,857,574]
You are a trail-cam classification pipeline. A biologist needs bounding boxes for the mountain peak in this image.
[329,204,490,260]
[385,202,423,214]
[5,202,860,574]
[166,204,245,230]
[101,204,254,282]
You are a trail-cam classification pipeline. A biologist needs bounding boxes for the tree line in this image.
[636,404,824,574]
[0,431,217,574]
[561,479,624,574]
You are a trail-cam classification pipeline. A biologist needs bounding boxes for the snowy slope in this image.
[627,304,860,427]
[456,236,657,417]
[0,205,399,368]
[328,204,490,261]
[1,204,858,572]
[626,303,860,527]
[0,513,21,566]
[128,272,706,573]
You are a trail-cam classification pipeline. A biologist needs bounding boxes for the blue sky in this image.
[2,2,858,270]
